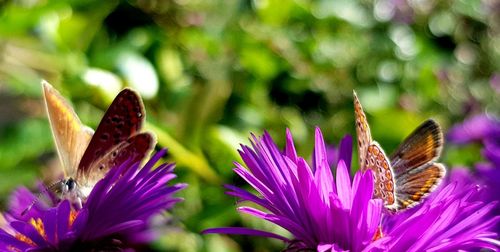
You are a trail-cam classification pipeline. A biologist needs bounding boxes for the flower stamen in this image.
[14,233,36,246]
[29,218,47,240]
[69,209,78,227]
[7,245,22,252]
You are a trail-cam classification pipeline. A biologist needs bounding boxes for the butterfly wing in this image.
[389,119,446,211]
[393,163,446,210]
[42,81,94,177]
[389,119,443,175]
[353,92,445,211]
[79,132,155,191]
[353,91,372,172]
[354,91,396,208]
[364,143,397,209]
[77,88,148,183]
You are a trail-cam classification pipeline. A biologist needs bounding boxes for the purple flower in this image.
[448,114,500,234]
[378,168,500,251]
[326,144,338,169]
[203,129,385,251]
[476,165,500,202]
[0,149,186,251]
[203,128,500,251]
[447,114,500,145]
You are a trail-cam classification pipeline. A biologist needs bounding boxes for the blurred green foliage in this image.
[0,0,499,251]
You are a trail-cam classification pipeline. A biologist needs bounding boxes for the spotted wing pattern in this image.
[365,143,397,208]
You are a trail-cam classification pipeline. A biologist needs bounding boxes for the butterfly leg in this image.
[75,196,83,209]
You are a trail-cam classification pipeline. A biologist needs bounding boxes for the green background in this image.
[0,0,498,251]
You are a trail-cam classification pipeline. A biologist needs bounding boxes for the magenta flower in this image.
[373,114,500,250]
[377,168,500,251]
[0,149,186,251]
[203,129,385,251]
[203,128,500,251]
[448,114,500,233]
[447,114,500,145]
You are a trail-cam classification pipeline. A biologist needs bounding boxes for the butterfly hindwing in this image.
[364,143,397,208]
[78,132,155,188]
[353,91,372,172]
[390,119,443,175]
[393,163,446,210]
[42,81,94,178]
[77,89,146,178]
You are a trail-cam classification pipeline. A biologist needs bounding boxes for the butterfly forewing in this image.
[353,91,372,172]
[77,89,146,178]
[364,143,397,208]
[388,119,445,211]
[393,163,446,210]
[390,119,443,175]
[42,81,94,178]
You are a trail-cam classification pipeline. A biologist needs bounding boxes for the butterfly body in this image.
[353,91,446,211]
[42,81,154,208]
[51,177,84,208]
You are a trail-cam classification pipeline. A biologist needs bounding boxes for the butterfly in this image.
[353,91,446,211]
[41,81,155,209]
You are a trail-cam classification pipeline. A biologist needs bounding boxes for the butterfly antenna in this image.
[21,180,62,216]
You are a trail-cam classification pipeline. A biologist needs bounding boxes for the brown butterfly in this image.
[353,91,446,211]
[41,81,155,208]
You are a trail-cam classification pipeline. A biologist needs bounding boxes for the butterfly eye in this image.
[99,164,105,170]
[66,178,76,191]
